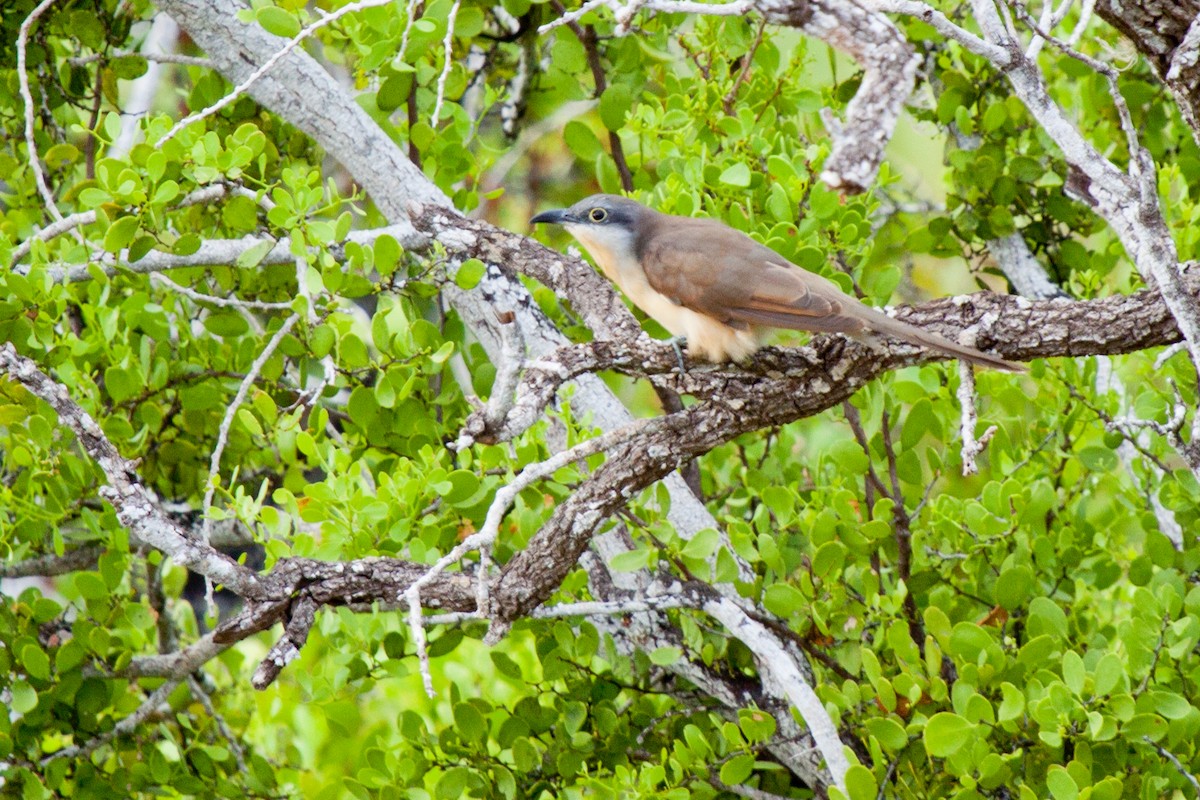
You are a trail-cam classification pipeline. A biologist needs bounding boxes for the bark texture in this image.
[1095,0,1200,138]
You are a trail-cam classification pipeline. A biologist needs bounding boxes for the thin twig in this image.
[68,50,213,68]
[187,676,249,772]
[957,361,997,475]
[161,0,395,143]
[152,273,294,310]
[405,416,664,696]
[721,17,767,116]
[199,314,301,608]
[18,0,67,223]
[431,0,462,125]
[1143,737,1200,795]
[41,679,182,765]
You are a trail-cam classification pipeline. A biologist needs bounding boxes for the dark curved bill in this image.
[530,208,569,225]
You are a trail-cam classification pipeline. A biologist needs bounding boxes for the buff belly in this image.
[565,223,760,363]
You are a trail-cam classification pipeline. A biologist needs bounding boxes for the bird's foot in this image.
[667,336,688,375]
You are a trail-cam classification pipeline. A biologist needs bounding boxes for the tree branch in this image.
[0,345,263,599]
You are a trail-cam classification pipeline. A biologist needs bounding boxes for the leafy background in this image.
[2,0,1200,797]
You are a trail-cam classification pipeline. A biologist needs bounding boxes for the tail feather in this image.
[862,309,1024,373]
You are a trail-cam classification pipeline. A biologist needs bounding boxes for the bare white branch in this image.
[1064,0,1094,47]
[13,183,238,267]
[398,0,423,58]
[161,0,395,143]
[406,416,664,695]
[987,232,1068,300]
[68,49,213,68]
[867,0,1010,63]
[30,222,422,283]
[18,0,67,223]
[701,596,850,789]
[421,594,695,624]
[957,361,997,475]
[150,273,294,310]
[969,0,1200,386]
[0,345,262,596]
[199,314,301,567]
[431,0,462,125]
[41,679,182,765]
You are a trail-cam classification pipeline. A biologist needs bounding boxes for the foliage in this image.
[2,0,1200,798]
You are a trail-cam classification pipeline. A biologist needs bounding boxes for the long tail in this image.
[860,308,1024,373]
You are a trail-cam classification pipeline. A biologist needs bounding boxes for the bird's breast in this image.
[566,225,759,362]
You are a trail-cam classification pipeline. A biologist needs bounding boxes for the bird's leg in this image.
[667,336,688,375]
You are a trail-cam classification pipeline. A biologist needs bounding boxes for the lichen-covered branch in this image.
[0,344,263,599]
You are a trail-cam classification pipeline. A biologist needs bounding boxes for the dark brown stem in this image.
[406,2,426,169]
[553,2,634,192]
[84,66,105,180]
[881,410,923,649]
[653,383,703,499]
[722,18,767,116]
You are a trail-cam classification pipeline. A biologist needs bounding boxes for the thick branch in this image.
[760,0,919,192]
[0,345,263,598]
[1093,0,1200,141]
[1,545,103,578]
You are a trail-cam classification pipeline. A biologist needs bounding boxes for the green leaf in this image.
[1078,446,1118,471]
[257,6,301,37]
[738,709,776,742]
[1123,713,1167,740]
[564,120,602,161]
[203,311,251,338]
[997,682,1025,723]
[374,234,401,275]
[923,712,974,757]
[20,644,50,681]
[453,703,487,745]
[649,647,681,666]
[237,407,263,438]
[1152,691,1194,720]
[110,54,148,80]
[681,528,719,560]
[762,584,805,617]
[104,366,138,404]
[1028,597,1068,640]
[443,470,480,505]
[1062,650,1085,696]
[152,180,180,205]
[1046,766,1079,800]
[1093,653,1123,696]
[864,717,908,751]
[719,163,752,188]
[489,651,523,680]
[599,84,633,131]
[103,215,140,253]
[719,753,755,786]
[128,235,157,262]
[75,572,109,600]
[609,548,653,572]
[455,258,486,290]
[995,565,1033,610]
[236,239,275,268]
[436,766,470,800]
[10,680,37,714]
[843,765,878,800]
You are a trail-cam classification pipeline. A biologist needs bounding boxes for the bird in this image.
[530,194,1021,372]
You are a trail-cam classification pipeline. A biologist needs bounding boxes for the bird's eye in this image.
[589,207,608,222]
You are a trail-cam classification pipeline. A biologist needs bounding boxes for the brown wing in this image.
[639,217,869,335]
[639,215,1023,372]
